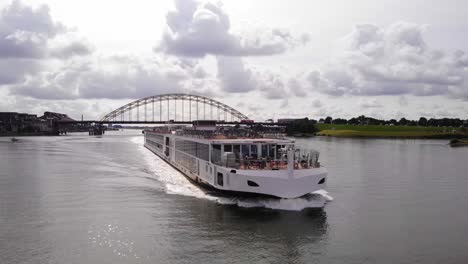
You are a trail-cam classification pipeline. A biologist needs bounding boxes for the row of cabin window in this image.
[146,139,163,149]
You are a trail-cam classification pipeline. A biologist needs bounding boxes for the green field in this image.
[316,124,467,138]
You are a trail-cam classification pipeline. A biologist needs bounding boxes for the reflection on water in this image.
[142,198,328,264]
[1,131,468,264]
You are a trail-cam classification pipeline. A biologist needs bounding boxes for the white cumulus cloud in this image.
[306,22,468,100]
[156,0,307,57]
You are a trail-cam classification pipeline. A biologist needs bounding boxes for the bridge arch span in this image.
[100,93,249,122]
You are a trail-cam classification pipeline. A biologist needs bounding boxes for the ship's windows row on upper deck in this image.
[211,143,286,165]
[175,139,209,161]
[175,150,197,173]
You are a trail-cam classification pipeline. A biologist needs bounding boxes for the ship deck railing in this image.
[214,158,320,170]
[174,130,286,140]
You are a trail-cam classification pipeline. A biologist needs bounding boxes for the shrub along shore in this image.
[315,124,468,139]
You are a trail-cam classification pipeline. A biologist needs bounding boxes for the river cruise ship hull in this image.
[144,123,327,199]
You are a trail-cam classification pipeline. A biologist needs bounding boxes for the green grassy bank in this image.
[316,124,468,139]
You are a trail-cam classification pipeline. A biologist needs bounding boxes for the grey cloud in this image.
[50,41,93,59]
[0,1,91,86]
[248,105,263,112]
[288,78,307,97]
[386,22,426,52]
[216,56,291,99]
[360,99,383,108]
[0,0,64,59]
[236,102,245,108]
[156,0,304,57]
[279,98,289,108]
[307,22,468,100]
[454,50,468,67]
[398,96,408,106]
[0,58,38,84]
[79,59,184,99]
[257,72,287,99]
[1,1,64,36]
[346,24,384,57]
[311,99,322,108]
[216,56,256,93]
[307,70,348,96]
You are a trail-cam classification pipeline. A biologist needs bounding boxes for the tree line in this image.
[284,115,468,135]
[318,115,468,127]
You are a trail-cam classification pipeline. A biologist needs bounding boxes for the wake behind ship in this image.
[144,121,327,199]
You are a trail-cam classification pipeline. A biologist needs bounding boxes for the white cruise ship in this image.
[144,121,327,199]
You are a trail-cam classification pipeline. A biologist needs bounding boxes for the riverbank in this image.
[316,124,468,139]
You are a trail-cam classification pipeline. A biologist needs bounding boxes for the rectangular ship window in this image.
[241,145,249,157]
[250,145,258,159]
[212,144,221,164]
[261,144,268,158]
[233,145,240,160]
[224,145,232,152]
[217,172,223,186]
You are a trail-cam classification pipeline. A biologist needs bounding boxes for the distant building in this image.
[40,111,75,122]
[0,112,39,133]
[0,111,75,135]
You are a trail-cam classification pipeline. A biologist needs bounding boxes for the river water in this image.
[1,130,467,264]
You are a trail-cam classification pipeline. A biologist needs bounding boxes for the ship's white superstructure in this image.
[144,122,327,198]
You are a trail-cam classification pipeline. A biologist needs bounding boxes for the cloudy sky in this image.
[0,0,467,120]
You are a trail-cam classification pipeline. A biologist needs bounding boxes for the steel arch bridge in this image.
[100,93,249,122]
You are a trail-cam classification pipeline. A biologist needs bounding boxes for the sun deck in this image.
[146,125,287,140]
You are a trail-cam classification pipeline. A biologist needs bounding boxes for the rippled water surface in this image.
[1,130,468,264]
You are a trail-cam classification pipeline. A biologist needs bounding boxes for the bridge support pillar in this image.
[89,125,105,136]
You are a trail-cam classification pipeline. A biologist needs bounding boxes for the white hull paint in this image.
[144,132,327,199]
